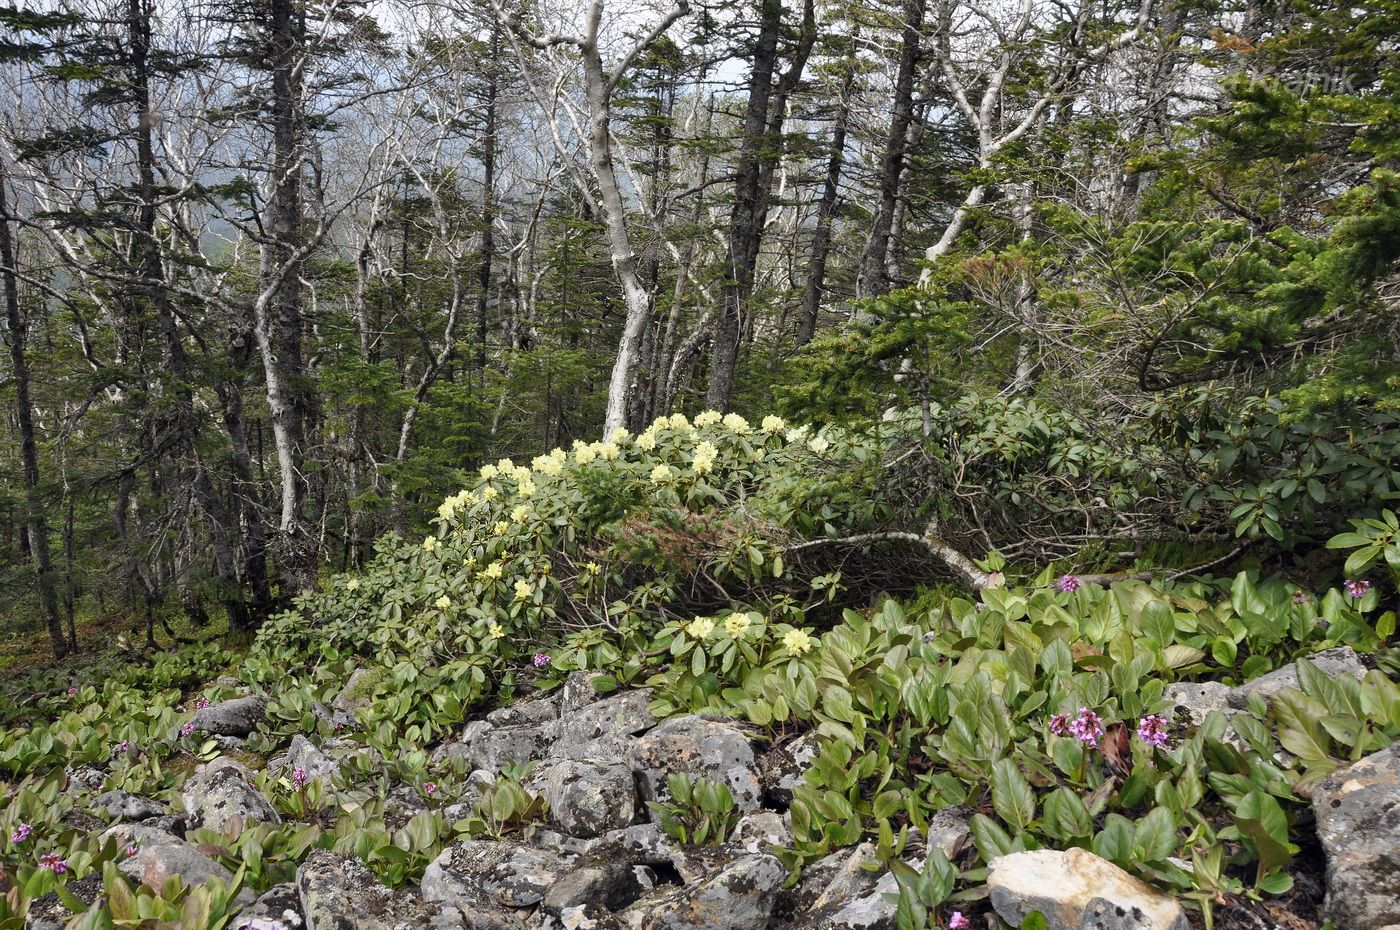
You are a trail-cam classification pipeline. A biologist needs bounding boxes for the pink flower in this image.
[124,844,139,856]
[1137,714,1169,747]
[1291,590,1310,605]
[67,686,78,697]
[195,697,210,710]
[422,782,437,795]
[11,823,33,843]
[1049,713,1071,736]
[1056,574,1082,593]
[1344,579,1372,599]
[533,652,551,668]
[292,767,309,789]
[180,721,197,737]
[113,740,130,755]
[949,912,971,930]
[38,853,67,873]
[1068,708,1104,745]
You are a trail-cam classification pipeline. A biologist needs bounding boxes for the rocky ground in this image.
[25,657,1400,930]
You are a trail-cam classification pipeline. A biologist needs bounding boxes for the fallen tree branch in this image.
[787,526,997,589]
[1072,543,1252,586]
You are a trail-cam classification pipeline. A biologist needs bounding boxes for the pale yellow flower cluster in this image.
[722,413,749,433]
[692,441,718,475]
[533,448,567,476]
[422,535,440,552]
[723,612,751,637]
[783,628,814,654]
[761,415,786,434]
[650,464,674,483]
[686,616,715,639]
[434,595,452,610]
[514,579,533,601]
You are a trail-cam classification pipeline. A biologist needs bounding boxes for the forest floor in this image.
[0,608,228,679]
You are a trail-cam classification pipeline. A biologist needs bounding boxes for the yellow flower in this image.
[808,435,830,455]
[650,464,673,483]
[434,595,452,610]
[438,497,460,520]
[694,410,722,427]
[722,413,750,433]
[480,463,499,480]
[584,561,602,576]
[422,535,440,552]
[748,448,765,462]
[761,415,786,434]
[574,441,598,465]
[782,628,814,655]
[534,450,565,476]
[692,441,717,475]
[637,431,657,451]
[514,579,533,601]
[512,505,530,523]
[669,412,690,430]
[345,578,359,591]
[481,562,504,580]
[597,441,620,461]
[488,623,505,639]
[786,425,810,443]
[496,457,515,473]
[723,613,751,637]
[464,555,477,568]
[481,486,498,501]
[517,477,537,498]
[686,616,716,639]
[494,521,510,535]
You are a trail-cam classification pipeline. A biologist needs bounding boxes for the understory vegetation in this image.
[1,421,1397,928]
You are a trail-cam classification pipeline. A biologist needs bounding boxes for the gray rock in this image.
[597,823,686,869]
[423,839,574,909]
[1313,742,1400,930]
[923,808,971,860]
[332,668,383,728]
[540,859,649,916]
[550,691,656,746]
[272,735,338,781]
[487,695,560,728]
[630,716,762,815]
[92,790,166,822]
[181,756,282,831]
[191,695,269,737]
[103,824,251,906]
[1161,681,1236,728]
[762,733,819,806]
[65,765,106,792]
[1229,646,1367,709]
[730,811,791,854]
[560,672,608,715]
[299,849,466,930]
[987,848,1187,930]
[24,874,102,930]
[529,758,638,839]
[637,853,785,930]
[789,842,881,917]
[461,723,554,773]
[230,883,303,930]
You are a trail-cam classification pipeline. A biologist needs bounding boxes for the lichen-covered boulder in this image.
[422,839,574,910]
[24,874,103,930]
[104,824,251,906]
[637,853,786,930]
[299,849,466,930]
[1229,646,1367,708]
[92,790,166,823]
[486,695,559,728]
[528,757,638,839]
[230,883,303,930]
[181,756,282,831]
[457,721,553,773]
[987,848,1188,930]
[1313,742,1400,930]
[191,695,269,737]
[549,690,656,747]
[629,716,762,815]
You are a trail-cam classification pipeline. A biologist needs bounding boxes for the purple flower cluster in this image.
[1068,708,1104,744]
[180,721,197,737]
[67,686,78,697]
[195,697,211,710]
[422,782,437,796]
[1049,713,1071,736]
[113,740,130,755]
[292,767,309,789]
[948,912,971,930]
[1344,579,1372,599]
[533,652,551,668]
[1137,714,1169,747]
[1055,574,1082,593]
[11,823,33,843]
[39,853,67,874]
